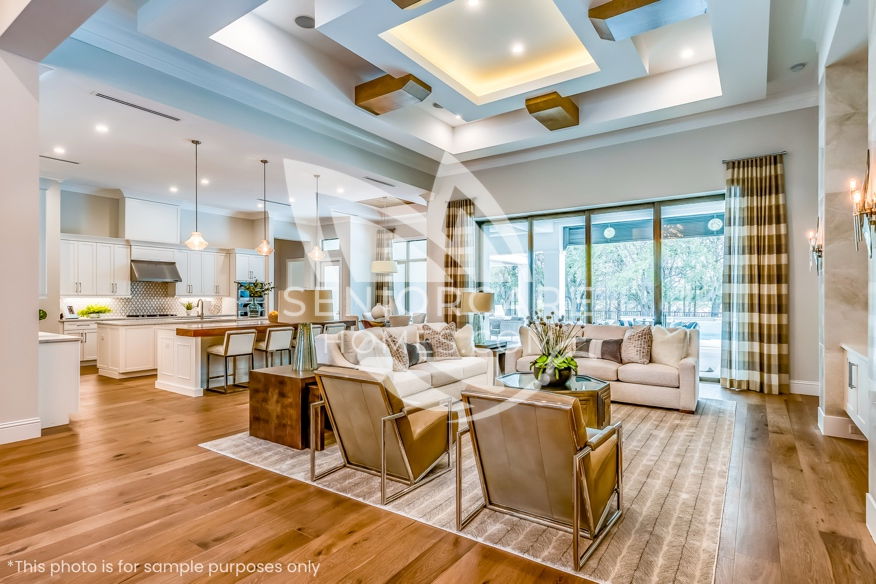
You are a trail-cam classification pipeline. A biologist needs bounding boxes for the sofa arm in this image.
[504,345,523,374]
[678,356,700,412]
[316,334,357,368]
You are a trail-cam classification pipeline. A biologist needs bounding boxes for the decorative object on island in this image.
[807,218,823,274]
[460,291,494,344]
[307,175,327,262]
[526,313,578,387]
[184,139,209,250]
[77,304,112,318]
[181,301,195,316]
[255,159,274,256]
[240,279,275,317]
[279,289,334,371]
[268,310,279,323]
[851,152,875,256]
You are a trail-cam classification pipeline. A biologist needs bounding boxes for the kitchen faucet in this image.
[196,298,205,320]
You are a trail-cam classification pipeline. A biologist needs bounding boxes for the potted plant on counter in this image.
[78,304,112,319]
[181,301,195,316]
[527,313,578,387]
[240,279,275,317]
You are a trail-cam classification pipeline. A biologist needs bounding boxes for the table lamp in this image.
[279,289,334,371]
[460,291,494,344]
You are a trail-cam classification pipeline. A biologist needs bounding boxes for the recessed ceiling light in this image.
[53,146,66,155]
[680,47,694,60]
[467,0,480,7]
[432,102,444,109]
[169,186,178,193]
[294,15,315,29]
[510,42,525,56]
[337,187,345,194]
[200,178,210,185]
[790,62,807,72]
[455,114,463,120]
[94,123,109,134]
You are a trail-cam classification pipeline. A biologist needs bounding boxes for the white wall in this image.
[60,190,119,237]
[428,107,819,384]
[0,49,40,443]
[179,209,257,249]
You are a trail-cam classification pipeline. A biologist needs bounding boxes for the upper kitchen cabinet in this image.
[175,249,231,296]
[203,252,230,296]
[234,252,266,282]
[62,237,132,297]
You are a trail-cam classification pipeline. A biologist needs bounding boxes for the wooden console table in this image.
[248,366,325,450]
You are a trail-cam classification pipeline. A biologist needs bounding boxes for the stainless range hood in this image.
[130,260,183,283]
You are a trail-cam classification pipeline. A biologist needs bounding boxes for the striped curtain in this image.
[721,153,790,394]
[373,228,394,308]
[443,198,475,325]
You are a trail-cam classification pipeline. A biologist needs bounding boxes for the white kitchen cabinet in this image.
[96,323,157,378]
[63,321,98,362]
[844,344,870,439]
[60,239,97,296]
[212,253,231,296]
[234,253,266,282]
[176,250,216,296]
[63,238,130,297]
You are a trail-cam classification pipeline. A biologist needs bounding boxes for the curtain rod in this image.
[722,151,788,164]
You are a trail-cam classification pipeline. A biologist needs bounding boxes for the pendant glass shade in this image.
[185,230,208,250]
[308,245,327,261]
[256,239,273,256]
[371,260,398,274]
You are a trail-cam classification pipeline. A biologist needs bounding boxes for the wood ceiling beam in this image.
[589,0,707,41]
[525,92,579,131]
[355,74,432,115]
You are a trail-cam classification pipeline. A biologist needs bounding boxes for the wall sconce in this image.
[808,219,823,274]
[851,150,875,256]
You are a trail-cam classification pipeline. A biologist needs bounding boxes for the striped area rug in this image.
[201,399,735,583]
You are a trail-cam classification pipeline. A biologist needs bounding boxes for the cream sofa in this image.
[316,323,493,410]
[506,324,700,412]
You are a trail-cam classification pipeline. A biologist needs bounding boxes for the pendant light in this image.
[255,159,273,256]
[184,139,208,250]
[308,174,327,261]
[371,196,398,274]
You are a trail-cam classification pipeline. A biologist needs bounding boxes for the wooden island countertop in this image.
[174,319,358,337]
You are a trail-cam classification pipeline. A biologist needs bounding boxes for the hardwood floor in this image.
[0,371,874,583]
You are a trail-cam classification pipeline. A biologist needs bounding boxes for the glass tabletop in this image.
[497,372,609,392]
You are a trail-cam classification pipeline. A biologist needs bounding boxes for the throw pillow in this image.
[384,332,409,372]
[574,337,623,363]
[406,341,434,366]
[621,327,652,364]
[651,326,687,366]
[423,322,460,360]
[455,324,476,356]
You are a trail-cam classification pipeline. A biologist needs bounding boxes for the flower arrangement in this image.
[240,279,275,298]
[181,301,195,311]
[78,304,112,318]
[526,313,578,386]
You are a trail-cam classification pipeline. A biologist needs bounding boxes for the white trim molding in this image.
[867,493,876,544]
[0,418,41,445]
[817,407,867,441]
[790,380,820,396]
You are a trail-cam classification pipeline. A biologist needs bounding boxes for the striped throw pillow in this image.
[574,337,623,363]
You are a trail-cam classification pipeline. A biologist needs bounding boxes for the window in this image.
[477,194,724,379]
[392,239,427,314]
[321,238,340,251]
[320,260,342,319]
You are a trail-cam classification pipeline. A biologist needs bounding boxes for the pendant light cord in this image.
[262,160,269,239]
[315,174,321,245]
[192,139,201,232]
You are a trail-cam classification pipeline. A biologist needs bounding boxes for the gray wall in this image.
[60,191,119,237]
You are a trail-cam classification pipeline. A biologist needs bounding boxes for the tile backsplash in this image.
[61,282,229,317]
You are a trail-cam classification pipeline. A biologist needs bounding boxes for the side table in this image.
[249,366,326,450]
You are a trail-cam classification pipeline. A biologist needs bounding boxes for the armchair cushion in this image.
[617,363,679,388]
[397,407,458,479]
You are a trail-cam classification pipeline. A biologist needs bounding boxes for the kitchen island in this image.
[154,319,275,396]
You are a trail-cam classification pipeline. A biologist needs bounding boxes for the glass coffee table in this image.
[496,372,611,429]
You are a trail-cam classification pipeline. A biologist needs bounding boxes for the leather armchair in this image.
[312,369,457,504]
[456,385,623,570]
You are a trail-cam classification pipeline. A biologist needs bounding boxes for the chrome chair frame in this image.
[254,327,294,368]
[455,407,623,571]
[309,373,455,505]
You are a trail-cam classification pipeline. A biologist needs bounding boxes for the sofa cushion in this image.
[340,325,418,365]
[385,369,432,398]
[412,356,487,387]
[617,363,679,388]
[581,324,630,340]
[577,358,621,381]
[651,327,688,367]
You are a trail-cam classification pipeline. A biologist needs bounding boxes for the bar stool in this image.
[206,329,257,393]
[324,323,347,335]
[254,326,294,367]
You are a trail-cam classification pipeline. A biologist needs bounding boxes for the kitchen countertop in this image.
[39,332,81,344]
[59,314,240,324]
[172,320,283,337]
[88,316,246,327]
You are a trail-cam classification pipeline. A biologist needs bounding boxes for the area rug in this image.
[201,399,735,583]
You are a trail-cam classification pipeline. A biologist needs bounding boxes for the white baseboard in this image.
[0,417,41,445]
[790,380,820,396]
[154,379,203,397]
[817,407,867,440]
[867,493,876,544]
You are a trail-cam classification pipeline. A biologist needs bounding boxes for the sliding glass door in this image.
[477,195,724,378]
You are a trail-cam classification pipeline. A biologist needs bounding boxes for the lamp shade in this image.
[460,291,494,314]
[278,289,334,323]
[371,260,398,274]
